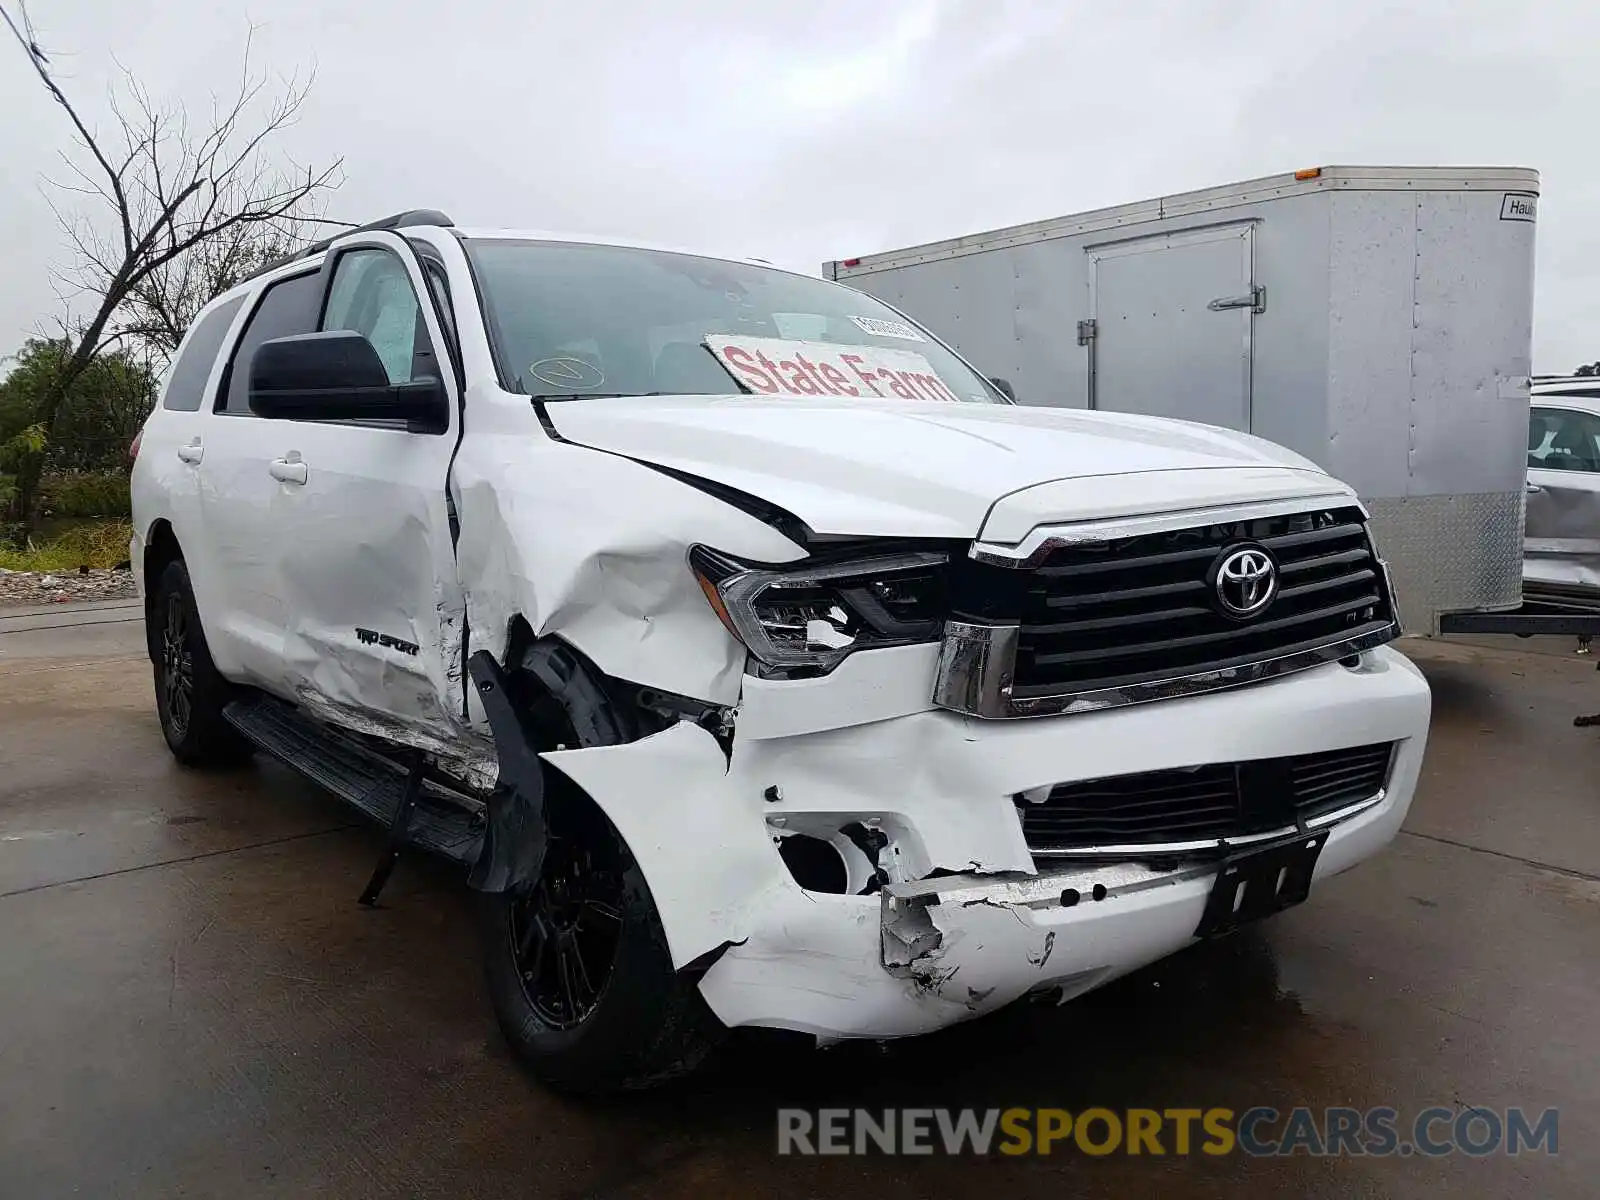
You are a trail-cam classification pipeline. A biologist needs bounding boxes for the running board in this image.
[223,693,485,869]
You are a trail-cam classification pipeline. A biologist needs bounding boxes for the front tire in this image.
[478,785,722,1093]
[152,559,251,767]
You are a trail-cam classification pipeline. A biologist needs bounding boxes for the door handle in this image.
[269,456,308,485]
[1207,285,1267,314]
[175,440,204,464]
[1526,482,1543,494]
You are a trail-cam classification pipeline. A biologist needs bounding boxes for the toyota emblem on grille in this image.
[1212,546,1278,619]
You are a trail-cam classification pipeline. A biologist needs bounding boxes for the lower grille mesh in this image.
[1019,742,1395,853]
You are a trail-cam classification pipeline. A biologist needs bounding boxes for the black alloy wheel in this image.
[160,590,195,741]
[506,812,626,1029]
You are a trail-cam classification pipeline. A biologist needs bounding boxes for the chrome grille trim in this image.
[935,506,1400,719]
[970,493,1363,569]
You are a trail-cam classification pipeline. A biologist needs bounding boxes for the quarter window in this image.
[163,296,244,411]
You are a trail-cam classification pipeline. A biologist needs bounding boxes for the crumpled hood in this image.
[546,395,1342,540]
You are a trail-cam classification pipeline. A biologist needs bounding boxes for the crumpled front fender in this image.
[542,721,781,967]
[451,425,805,712]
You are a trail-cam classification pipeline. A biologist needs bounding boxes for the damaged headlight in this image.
[689,545,949,672]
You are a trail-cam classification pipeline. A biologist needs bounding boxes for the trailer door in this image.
[1087,222,1258,432]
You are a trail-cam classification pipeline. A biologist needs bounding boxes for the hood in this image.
[546,395,1347,541]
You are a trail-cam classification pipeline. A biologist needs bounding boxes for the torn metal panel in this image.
[466,637,713,893]
[881,901,942,967]
[540,722,785,969]
[692,878,1192,1039]
[729,709,1036,880]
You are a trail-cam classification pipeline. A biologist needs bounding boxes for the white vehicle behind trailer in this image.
[826,166,1540,635]
[1523,376,1600,610]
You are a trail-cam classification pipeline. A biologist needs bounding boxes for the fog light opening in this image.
[778,833,850,894]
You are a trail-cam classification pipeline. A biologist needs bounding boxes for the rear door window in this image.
[1529,407,1600,472]
[162,296,244,411]
[218,272,320,414]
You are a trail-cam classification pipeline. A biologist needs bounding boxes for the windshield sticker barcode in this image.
[848,315,926,342]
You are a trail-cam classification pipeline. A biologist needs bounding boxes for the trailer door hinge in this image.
[1207,285,1266,314]
[1076,319,1097,345]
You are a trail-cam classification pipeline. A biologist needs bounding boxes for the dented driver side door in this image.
[265,232,467,743]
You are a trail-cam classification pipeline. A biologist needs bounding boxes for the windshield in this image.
[463,238,1006,403]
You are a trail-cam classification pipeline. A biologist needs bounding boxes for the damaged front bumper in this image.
[693,776,1417,1039]
[543,643,1431,1042]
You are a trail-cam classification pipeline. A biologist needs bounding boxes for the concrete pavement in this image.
[0,596,145,662]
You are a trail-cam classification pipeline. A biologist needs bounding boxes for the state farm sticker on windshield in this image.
[705,336,960,402]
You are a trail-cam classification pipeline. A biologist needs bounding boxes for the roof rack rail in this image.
[241,209,455,284]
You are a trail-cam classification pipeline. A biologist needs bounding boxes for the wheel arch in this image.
[465,620,640,896]
[466,616,730,898]
[142,519,184,663]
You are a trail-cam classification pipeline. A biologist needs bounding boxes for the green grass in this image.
[0,520,134,572]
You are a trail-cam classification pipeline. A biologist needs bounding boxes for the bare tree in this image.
[1,6,342,538]
[117,209,316,359]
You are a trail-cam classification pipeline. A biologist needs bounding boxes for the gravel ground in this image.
[0,568,138,607]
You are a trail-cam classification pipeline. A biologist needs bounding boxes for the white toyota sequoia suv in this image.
[131,210,1431,1092]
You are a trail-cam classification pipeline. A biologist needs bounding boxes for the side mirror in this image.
[989,376,1017,402]
[249,331,448,434]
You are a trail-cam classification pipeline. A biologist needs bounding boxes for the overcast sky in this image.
[2,0,1596,373]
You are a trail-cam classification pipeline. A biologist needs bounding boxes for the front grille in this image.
[1018,742,1395,854]
[1001,507,1393,700]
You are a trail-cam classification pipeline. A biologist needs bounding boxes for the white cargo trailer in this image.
[825,165,1539,634]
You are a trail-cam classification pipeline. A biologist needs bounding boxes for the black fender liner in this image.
[465,650,548,893]
[465,635,638,894]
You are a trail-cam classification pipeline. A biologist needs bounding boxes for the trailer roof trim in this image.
[827,165,1541,277]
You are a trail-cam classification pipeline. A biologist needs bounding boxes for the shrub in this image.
[0,520,134,572]
[38,471,132,519]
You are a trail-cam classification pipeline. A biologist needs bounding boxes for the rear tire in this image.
[478,785,722,1093]
[152,559,252,767]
